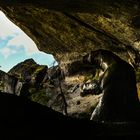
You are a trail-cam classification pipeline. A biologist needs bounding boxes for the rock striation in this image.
[0,0,140,74]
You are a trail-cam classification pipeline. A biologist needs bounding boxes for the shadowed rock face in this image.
[0,0,140,74]
[84,50,140,122]
[0,70,18,94]
[1,91,140,137]
[0,91,99,138]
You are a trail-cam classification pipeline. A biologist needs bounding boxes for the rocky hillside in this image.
[8,58,48,82]
[8,58,37,76]
[7,58,100,119]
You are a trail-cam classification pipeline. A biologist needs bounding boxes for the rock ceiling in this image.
[0,0,140,68]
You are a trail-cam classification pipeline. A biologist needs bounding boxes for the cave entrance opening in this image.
[0,11,57,73]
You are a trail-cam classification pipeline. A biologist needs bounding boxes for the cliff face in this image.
[0,0,140,74]
[0,70,18,94]
[8,58,48,81]
[8,59,48,96]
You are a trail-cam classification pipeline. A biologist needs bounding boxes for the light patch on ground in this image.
[67,94,102,115]
[65,75,85,84]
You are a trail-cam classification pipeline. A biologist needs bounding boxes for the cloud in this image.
[0,11,39,55]
[0,11,56,72]
[7,33,39,55]
[0,31,39,59]
[0,47,16,59]
[0,11,20,39]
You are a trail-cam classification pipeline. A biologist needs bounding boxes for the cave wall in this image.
[0,0,140,73]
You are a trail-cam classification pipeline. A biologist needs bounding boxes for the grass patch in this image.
[30,88,51,106]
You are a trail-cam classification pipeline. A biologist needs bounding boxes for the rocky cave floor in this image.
[1,58,140,120]
[1,59,140,137]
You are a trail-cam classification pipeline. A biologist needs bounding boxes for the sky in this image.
[0,11,56,72]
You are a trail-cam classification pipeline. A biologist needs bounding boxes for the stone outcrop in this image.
[8,58,48,81]
[0,70,18,94]
[83,50,140,122]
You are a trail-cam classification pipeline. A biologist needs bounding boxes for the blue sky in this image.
[0,11,56,72]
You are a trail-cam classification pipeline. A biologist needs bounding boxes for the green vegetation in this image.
[30,88,51,106]
[84,74,94,83]
[33,66,45,75]
[83,69,100,83]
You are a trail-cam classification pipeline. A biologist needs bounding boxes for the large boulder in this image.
[84,49,140,122]
[8,59,48,97]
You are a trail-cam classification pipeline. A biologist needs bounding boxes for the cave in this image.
[0,10,57,72]
[0,0,140,137]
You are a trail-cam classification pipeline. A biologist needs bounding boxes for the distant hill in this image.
[8,58,48,82]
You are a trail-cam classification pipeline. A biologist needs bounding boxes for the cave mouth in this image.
[0,11,57,73]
